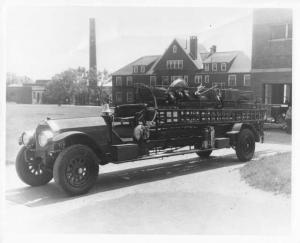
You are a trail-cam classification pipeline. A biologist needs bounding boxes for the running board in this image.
[112,147,215,164]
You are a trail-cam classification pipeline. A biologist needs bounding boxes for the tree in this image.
[43,67,111,105]
[6,72,33,86]
[43,68,87,104]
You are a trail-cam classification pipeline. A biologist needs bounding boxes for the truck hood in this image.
[45,116,106,132]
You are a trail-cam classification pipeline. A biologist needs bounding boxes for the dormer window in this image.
[221,63,226,71]
[140,66,145,73]
[133,66,138,73]
[173,45,177,53]
[212,63,217,71]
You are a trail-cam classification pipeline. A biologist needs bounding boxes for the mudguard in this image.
[52,131,104,160]
[53,131,89,143]
[227,123,260,143]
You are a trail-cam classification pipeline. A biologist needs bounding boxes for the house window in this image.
[270,24,292,40]
[184,75,188,83]
[243,74,251,86]
[150,76,156,86]
[204,64,209,71]
[162,76,169,86]
[212,63,217,71]
[116,77,122,86]
[173,45,177,53]
[174,60,178,69]
[228,75,237,86]
[126,76,133,86]
[204,75,209,83]
[179,60,183,69]
[166,60,183,70]
[221,63,226,71]
[140,66,145,73]
[194,75,202,85]
[127,91,134,103]
[116,92,122,103]
[133,66,138,73]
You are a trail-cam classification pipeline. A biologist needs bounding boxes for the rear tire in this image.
[53,144,99,196]
[235,128,255,162]
[15,146,53,186]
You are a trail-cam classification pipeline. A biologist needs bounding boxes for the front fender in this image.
[53,131,106,163]
[53,131,86,143]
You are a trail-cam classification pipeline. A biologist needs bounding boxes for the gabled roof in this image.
[149,38,207,72]
[112,55,160,75]
[202,50,251,73]
[112,38,250,75]
[202,51,239,63]
[175,38,207,69]
[227,51,251,73]
[200,52,210,61]
[176,38,208,55]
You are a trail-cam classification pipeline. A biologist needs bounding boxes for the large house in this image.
[251,9,292,105]
[112,36,251,105]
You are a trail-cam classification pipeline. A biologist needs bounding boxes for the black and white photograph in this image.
[1,1,299,242]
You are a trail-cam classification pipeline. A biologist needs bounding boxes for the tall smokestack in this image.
[89,18,97,88]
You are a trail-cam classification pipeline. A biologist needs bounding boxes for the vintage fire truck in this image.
[16,80,266,196]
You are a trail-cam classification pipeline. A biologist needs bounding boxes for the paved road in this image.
[5,132,291,234]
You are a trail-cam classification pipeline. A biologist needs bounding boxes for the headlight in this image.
[38,130,54,147]
[19,130,34,146]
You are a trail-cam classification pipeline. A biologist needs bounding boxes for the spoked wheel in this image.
[53,145,99,196]
[16,146,53,186]
[235,128,255,162]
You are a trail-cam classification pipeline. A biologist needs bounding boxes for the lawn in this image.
[240,152,291,195]
[6,103,101,163]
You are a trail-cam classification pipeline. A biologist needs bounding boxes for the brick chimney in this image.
[210,45,216,54]
[89,18,97,88]
[189,36,198,60]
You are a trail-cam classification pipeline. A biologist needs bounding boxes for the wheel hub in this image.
[77,168,84,174]
[66,157,89,187]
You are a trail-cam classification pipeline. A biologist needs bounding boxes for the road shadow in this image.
[6,150,274,207]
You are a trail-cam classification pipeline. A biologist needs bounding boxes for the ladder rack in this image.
[155,108,266,127]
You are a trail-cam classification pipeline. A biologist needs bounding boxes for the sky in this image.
[5,6,253,80]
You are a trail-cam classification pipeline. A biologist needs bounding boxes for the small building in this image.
[251,9,292,104]
[6,85,32,104]
[111,36,251,105]
[31,86,45,104]
[6,80,48,104]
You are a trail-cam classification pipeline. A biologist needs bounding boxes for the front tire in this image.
[235,128,255,162]
[53,145,99,196]
[15,146,53,186]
